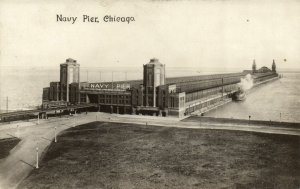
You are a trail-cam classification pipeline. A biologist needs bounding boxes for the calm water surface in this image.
[206,73,300,123]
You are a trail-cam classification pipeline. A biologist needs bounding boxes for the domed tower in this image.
[272,59,276,72]
[252,59,256,73]
[143,58,165,107]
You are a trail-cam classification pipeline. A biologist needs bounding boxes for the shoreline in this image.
[185,116,300,129]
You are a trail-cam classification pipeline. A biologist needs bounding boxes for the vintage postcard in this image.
[0,0,299,188]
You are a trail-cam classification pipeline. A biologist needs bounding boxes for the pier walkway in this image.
[0,103,98,122]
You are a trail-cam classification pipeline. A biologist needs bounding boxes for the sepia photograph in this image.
[0,0,299,188]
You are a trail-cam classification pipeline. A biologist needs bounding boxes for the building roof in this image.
[60,58,79,66]
[257,66,271,72]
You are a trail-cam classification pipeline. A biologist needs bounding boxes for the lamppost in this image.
[36,147,39,169]
[54,127,57,143]
[6,96,8,113]
[16,125,19,138]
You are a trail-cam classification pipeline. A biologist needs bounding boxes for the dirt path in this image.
[0,112,299,189]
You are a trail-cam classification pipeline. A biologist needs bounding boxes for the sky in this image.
[0,0,300,71]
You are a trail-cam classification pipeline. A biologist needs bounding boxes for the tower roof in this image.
[66,58,77,63]
[147,58,162,65]
[60,58,79,66]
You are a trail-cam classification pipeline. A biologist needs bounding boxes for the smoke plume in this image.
[238,74,253,91]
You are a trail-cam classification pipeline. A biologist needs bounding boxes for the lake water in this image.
[0,67,299,123]
[206,72,300,123]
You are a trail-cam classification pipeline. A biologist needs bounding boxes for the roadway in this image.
[0,104,97,121]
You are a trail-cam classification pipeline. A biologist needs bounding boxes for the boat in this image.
[233,88,246,101]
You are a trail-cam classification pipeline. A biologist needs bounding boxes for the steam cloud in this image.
[238,74,254,91]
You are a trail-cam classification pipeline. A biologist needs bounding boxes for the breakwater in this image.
[185,116,300,129]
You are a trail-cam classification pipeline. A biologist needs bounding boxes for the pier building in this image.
[42,58,278,118]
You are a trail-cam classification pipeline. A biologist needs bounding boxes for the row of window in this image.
[177,76,242,93]
[99,99,131,104]
[185,97,222,114]
[185,87,222,102]
[98,94,130,99]
[170,97,176,108]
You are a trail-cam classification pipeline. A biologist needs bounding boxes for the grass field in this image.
[19,121,300,189]
[0,138,20,160]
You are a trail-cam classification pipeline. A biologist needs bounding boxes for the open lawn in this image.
[19,121,300,189]
[0,138,20,160]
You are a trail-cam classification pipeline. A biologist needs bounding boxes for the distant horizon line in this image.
[1,65,299,69]
[1,65,299,72]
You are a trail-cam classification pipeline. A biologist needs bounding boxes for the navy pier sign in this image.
[88,83,130,90]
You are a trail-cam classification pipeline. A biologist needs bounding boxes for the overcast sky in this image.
[1,0,300,70]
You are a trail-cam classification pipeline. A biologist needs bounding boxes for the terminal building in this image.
[42,58,278,117]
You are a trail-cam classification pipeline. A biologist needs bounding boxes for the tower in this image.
[60,58,80,102]
[252,59,256,73]
[143,58,165,107]
[272,59,276,72]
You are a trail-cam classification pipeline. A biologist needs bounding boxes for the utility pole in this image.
[86,70,89,82]
[99,71,101,81]
[6,96,8,113]
[111,72,114,89]
[280,112,282,122]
